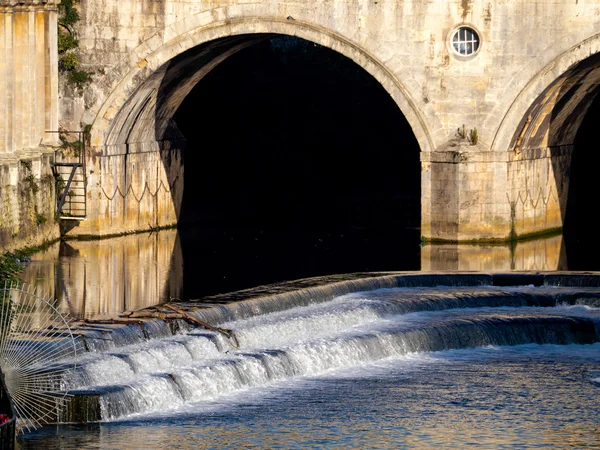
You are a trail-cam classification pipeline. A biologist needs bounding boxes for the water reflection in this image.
[20,230,568,319]
[21,230,182,319]
[421,233,566,271]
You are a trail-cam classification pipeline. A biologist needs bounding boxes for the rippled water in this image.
[16,285,600,449]
[20,344,600,449]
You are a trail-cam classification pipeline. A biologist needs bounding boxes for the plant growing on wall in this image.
[456,125,479,146]
[58,0,91,91]
[469,127,479,145]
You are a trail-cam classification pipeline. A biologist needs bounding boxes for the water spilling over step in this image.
[42,273,600,424]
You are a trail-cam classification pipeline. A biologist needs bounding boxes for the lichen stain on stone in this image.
[484,3,492,23]
[138,59,148,68]
[460,0,472,20]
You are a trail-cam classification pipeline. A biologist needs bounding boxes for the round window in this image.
[451,27,480,57]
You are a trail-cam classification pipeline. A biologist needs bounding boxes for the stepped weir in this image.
[25,272,598,425]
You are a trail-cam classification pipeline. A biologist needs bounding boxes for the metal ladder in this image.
[47,130,87,219]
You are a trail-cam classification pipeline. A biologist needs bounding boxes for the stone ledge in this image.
[0,0,56,5]
[421,150,512,164]
[510,145,574,161]
[0,147,56,165]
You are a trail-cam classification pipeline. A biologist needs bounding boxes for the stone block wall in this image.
[0,0,60,250]
[52,0,600,241]
[421,144,511,242]
[0,152,60,251]
[506,146,572,239]
[62,140,183,237]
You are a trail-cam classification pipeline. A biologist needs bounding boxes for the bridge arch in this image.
[490,32,600,154]
[488,32,600,243]
[88,14,438,154]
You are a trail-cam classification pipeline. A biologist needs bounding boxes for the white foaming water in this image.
[125,341,195,373]
[63,290,600,422]
[100,375,185,420]
[68,297,388,392]
[182,333,226,358]
[72,355,136,388]
[229,297,385,349]
[71,334,226,390]
[382,303,600,326]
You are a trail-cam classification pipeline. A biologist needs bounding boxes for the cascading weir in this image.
[39,273,599,424]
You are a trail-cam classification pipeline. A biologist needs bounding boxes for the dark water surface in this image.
[20,227,569,319]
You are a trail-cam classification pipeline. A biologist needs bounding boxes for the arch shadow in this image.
[88,17,435,290]
[506,51,600,269]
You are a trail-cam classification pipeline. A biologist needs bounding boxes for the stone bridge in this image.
[3,0,600,247]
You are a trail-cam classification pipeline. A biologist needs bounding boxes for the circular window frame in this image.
[447,25,482,61]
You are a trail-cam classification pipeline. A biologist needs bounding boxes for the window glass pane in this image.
[451,27,480,56]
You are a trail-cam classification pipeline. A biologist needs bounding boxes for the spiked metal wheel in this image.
[0,283,77,432]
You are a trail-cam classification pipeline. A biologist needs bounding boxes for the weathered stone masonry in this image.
[4,0,600,247]
[0,0,59,250]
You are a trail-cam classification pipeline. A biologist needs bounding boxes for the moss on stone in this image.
[58,0,91,91]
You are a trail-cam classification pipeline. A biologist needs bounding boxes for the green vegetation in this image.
[0,245,45,330]
[0,245,47,286]
[56,175,66,193]
[19,161,50,227]
[58,0,92,91]
[469,127,479,145]
[457,125,479,145]
[58,133,83,158]
[82,124,92,147]
[0,253,22,286]
[35,213,47,226]
[24,174,39,195]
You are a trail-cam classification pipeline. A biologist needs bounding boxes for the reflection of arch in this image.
[491,33,600,153]
[89,15,438,153]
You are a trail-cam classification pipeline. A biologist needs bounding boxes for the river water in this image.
[16,284,600,449]
[12,229,600,448]
[20,346,600,449]
[19,228,566,319]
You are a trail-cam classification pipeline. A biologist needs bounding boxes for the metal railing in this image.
[46,130,87,218]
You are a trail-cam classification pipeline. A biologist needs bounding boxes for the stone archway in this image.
[491,32,600,155]
[88,17,436,154]
[492,33,600,241]
[70,15,437,237]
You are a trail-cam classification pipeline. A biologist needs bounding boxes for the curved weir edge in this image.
[71,271,600,351]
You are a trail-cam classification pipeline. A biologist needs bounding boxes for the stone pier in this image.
[0,0,60,250]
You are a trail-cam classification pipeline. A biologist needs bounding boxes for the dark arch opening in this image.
[507,53,600,270]
[171,35,422,297]
[564,87,600,269]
